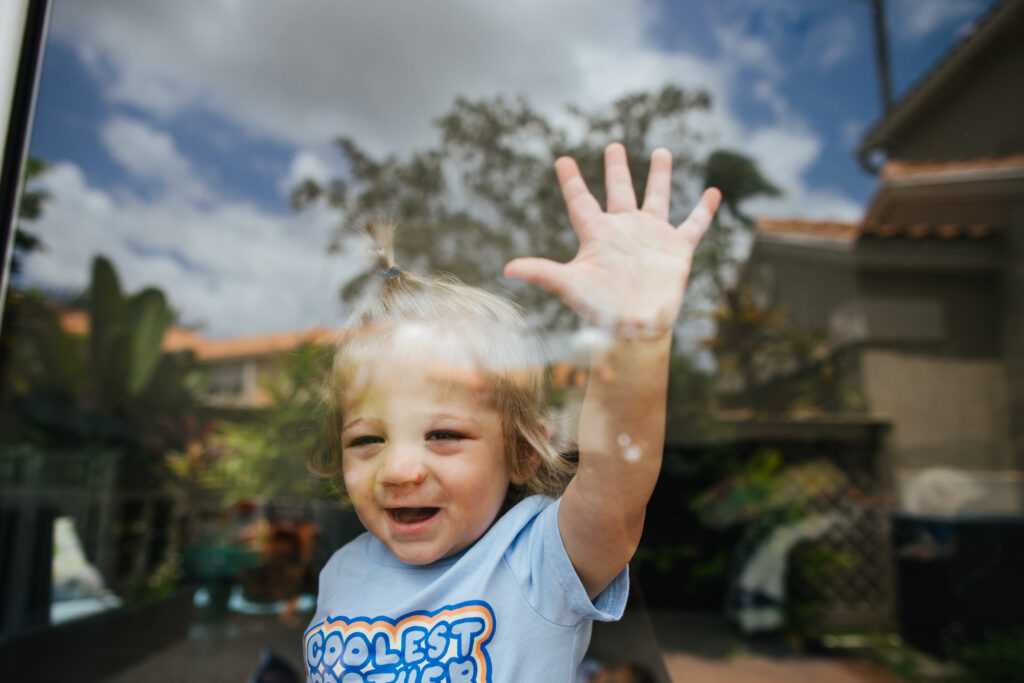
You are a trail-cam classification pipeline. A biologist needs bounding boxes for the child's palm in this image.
[505,143,720,336]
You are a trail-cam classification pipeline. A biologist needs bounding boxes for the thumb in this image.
[504,257,568,297]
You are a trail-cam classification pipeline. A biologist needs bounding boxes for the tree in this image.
[11,157,50,277]
[294,88,841,406]
[699,152,856,412]
[292,85,804,413]
[0,256,200,450]
[294,86,732,330]
[172,343,336,505]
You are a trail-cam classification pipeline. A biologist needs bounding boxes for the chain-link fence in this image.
[707,435,894,637]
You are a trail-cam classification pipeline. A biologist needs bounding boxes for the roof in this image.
[858,0,1024,165]
[756,218,859,243]
[756,155,1024,244]
[863,154,1024,229]
[880,154,1024,185]
[58,310,337,361]
[758,215,996,244]
[162,327,336,361]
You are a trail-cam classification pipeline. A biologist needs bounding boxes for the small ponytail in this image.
[364,218,400,278]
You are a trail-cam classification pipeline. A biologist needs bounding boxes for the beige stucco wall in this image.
[861,349,1014,471]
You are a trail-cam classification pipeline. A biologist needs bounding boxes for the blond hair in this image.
[312,220,573,505]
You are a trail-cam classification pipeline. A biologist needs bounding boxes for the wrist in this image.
[582,325,672,375]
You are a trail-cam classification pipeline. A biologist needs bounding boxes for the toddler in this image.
[304,143,720,682]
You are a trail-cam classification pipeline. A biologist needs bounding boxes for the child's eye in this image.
[346,435,384,448]
[426,431,465,441]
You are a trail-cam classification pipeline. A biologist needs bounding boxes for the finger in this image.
[503,257,569,298]
[555,156,602,231]
[641,147,672,221]
[604,142,638,213]
[676,187,722,243]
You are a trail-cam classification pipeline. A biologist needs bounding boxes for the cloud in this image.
[805,15,858,70]
[100,116,210,201]
[840,119,866,151]
[50,0,667,154]
[736,124,863,222]
[713,25,785,82]
[710,2,857,73]
[31,1,867,335]
[892,0,985,40]
[280,148,344,199]
[24,161,358,337]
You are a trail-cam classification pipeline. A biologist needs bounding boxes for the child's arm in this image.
[505,143,719,598]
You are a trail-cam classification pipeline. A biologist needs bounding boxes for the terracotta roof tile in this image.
[757,218,997,243]
[60,310,89,335]
[165,327,337,361]
[755,218,860,242]
[57,311,338,361]
[881,154,1024,179]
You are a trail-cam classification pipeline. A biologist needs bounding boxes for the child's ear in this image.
[511,449,540,485]
[510,419,549,485]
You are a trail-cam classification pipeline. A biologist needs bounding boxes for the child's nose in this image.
[378,445,427,486]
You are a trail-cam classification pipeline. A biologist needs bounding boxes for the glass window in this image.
[2,1,1021,681]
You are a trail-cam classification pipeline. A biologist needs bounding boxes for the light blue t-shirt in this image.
[304,495,629,682]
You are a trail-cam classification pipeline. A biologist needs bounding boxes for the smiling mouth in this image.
[387,507,440,525]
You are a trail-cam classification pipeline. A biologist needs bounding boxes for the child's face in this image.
[340,359,516,565]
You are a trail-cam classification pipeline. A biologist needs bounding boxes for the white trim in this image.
[0,1,29,161]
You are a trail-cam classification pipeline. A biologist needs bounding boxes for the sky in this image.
[19,0,1001,339]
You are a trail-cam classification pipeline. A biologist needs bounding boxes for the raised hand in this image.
[504,142,720,338]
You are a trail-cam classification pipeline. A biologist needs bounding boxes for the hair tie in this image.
[382,266,401,279]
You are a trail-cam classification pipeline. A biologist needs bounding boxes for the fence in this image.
[711,418,895,636]
[642,415,893,636]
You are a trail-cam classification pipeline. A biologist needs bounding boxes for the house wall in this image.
[749,243,856,332]
[860,349,1014,472]
[889,37,1024,161]
[855,268,1000,358]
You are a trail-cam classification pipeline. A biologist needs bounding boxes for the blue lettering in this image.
[425,622,449,660]
[367,673,397,683]
[448,659,476,683]
[401,628,427,665]
[343,632,370,668]
[450,619,485,658]
[307,631,325,669]
[324,632,344,667]
[372,633,400,667]
[341,673,364,683]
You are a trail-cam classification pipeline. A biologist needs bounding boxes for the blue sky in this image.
[22,0,1000,337]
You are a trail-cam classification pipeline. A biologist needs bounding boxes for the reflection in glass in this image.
[2,0,1022,681]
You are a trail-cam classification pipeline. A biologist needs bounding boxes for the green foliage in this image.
[294,85,751,330]
[786,542,856,639]
[120,549,184,608]
[85,257,177,402]
[697,148,845,412]
[178,343,336,504]
[693,449,847,528]
[0,256,199,450]
[11,157,50,276]
[704,150,780,224]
